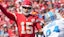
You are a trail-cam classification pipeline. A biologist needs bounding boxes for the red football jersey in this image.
[15,13,41,37]
[0,5,41,37]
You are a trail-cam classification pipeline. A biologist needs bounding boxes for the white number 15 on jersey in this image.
[21,22,33,34]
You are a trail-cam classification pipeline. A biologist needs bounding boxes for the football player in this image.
[43,8,64,37]
[0,0,42,37]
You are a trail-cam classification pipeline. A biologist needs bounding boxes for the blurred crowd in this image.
[0,0,64,37]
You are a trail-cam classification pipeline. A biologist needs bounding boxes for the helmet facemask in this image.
[22,6,32,16]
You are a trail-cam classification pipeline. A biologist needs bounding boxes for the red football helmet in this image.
[22,0,32,7]
[21,0,32,15]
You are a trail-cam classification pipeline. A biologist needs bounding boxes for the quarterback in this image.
[0,0,42,37]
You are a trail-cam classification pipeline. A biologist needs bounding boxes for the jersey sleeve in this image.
[34,15,42,30]
[0,5,16,21]
[35,21,42,30]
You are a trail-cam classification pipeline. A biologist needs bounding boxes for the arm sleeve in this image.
[35,22,42,30]
[34,15,42,30]
[0,5,16,21]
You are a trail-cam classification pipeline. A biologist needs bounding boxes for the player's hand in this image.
[38,28,43,34]
[0,4,6,9]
